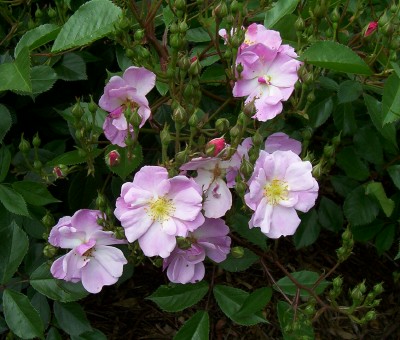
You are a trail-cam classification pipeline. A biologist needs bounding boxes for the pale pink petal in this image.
[138,223,177,258]
[123,66,156,96]
[203,179,232,218]
[267,205,300,238]
[265,132,302,155]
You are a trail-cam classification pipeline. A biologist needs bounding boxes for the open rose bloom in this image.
[99,66,156,146]
[114,166,205,258]
[48,209,127,294]
[233,24,302,122]
[163,218,231,284]
[245,150,318,238]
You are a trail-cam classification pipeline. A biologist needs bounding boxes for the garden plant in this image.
[0,0,400,338]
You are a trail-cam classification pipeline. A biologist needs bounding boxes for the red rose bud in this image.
[364,21,378,37]
[53,165,65,178]
[106,150,120,167]
[206,137,226,156]
[190,56,197,63]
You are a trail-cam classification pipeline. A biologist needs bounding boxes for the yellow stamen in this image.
[264,179,288,205]
[148,197,175,222]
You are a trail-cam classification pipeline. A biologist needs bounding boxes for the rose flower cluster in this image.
[48,24,318,293]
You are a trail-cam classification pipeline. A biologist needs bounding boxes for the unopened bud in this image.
[173,105,186,123]
[373,282,384,295]
[35,6,43,18]
[231,0,240,14]
[236,62,244,75]
[243,100,255,117]
[33,160,42,170]
[331,7,340,23]
[43,244,57,258]
[176,236,192,250]
[378,13,388,28]
[72,100,85,119]
[240,159,254,178]
[48,6,57,18]
[231,246,244,258]
[19,134,31,153]
[175,0,186,11]
[175,149,188,164]
[41,213,55,229]
[235,180,247,197]
[32,133,41,148]
[323,144,335,158]
[331,134,341,147]
[206,137,226,156]
[364,21,378,37]
[160,126,171,145]
[215,118,229,133]
[96,193,107,209]
[214,2,228,18]
[134,29,145,41]
[88,97,98,113]
[295,17,305,31]
[230,125,240,140]
[106,150,120,167]
[188,59,202,76]
[178,21,188,33]
[252,130,263,147]
[363,310,377,322]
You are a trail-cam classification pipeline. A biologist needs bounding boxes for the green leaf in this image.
[228,213,267,250]
[147,281,209,312]
[200,65,226,84]
[218,248,259,272]
[174,311,209,340]
[46,327,62,340]
[300,41,372,75]
[0,221,29,284]
[375,224,396,255]
[53,302,92,336]
[336,146,369,181]
[52,0,122,52]
[382,73,400,125]
[353,126,383,165]
[234,287,272,318]
[213,285,267,326]
[351,221,383,242]
[277,301,315,340]
[47,148,103,166]
[343,185,380,226]
[337,80,363,103]
[387,165,400,190]
[365,182,394,217]
[30,263,89,302]
[308,96,333,128]
[264,0,300,28]
[318,197,343,232]
[156,81,169,96]
[0,184,29,216]
[30,65,58,94]
[3,289,44,339]
[162,6,175,28]
[186,27,211,42]
[318,76,339,91]
[53,53,87,81]
[274,271,330,298]
[71,329,107,340]
[0,145,11,182]
[31,293,51,330]
[364,94,397,148]
[330,175,360,197]
[0,104,12,144]
[0,46,31,92]
[333,103,357,136]
[14,24,60,57]
[105,144,143,179]
[293,209,320,249]
[12,181,60,206]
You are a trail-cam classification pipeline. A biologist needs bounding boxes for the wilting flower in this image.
[114,166,205,258]
[364,21,378,37]
[48,209,127,294]
[233,24,302,122]
[180,157,232,218]
[163,218,231,284]
[244,150,318,238]
[99,66,156,146]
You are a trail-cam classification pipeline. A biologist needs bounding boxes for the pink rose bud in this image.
[206,137,226,156]
[365,21,378,37]
[190,56,197,63]
[53,165,67,178]
[106,150,120,167]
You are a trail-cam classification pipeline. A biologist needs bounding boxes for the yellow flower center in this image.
[148,197,175,222]
[264,179,288,205]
